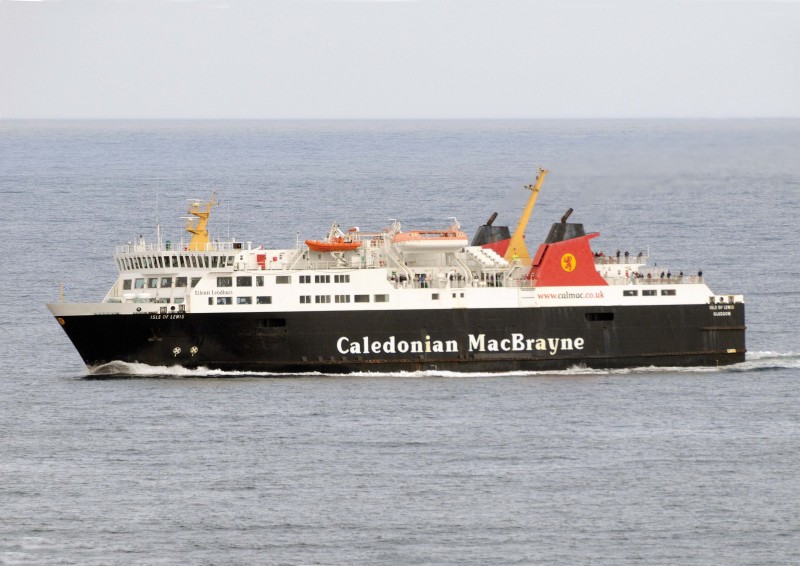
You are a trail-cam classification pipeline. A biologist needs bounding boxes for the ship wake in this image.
[85,351,799,379]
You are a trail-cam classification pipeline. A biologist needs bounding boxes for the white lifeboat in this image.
[392,221,468,253]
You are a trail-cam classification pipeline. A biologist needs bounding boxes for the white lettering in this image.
[468,334,485,352]
[336,334,587,357]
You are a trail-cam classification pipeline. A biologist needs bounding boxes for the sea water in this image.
[1,120,799,564]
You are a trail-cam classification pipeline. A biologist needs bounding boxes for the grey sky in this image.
[1,0,798,119]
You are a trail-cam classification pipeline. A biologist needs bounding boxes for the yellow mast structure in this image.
[185,194,216,251]
[504,167,548,264]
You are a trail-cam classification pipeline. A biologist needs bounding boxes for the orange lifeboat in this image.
[305,222,362,252]
[305,237,362,253]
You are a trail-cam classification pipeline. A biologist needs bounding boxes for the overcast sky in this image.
[1,0,798,119]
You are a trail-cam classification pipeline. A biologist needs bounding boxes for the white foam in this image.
[88,352,799,379]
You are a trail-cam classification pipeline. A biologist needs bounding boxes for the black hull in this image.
[54,304,746,374]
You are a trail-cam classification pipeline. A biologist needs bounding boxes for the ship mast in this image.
[504,167,548,263]
[185,194,216,251]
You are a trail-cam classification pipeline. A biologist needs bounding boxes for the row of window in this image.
[119,254,237,271]
[123,277,201,290]
[623,289,677,297]
[207,294,390,306]
[300,294,388,304]
[218,275,353,287]
[217,276,265,287]
[210,296,273,305]
[298,274,351,284]
[124,274,352,290]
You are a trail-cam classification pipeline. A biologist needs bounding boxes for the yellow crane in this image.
[503,167,548,264]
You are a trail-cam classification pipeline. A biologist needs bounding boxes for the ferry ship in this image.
[47,168,746,374]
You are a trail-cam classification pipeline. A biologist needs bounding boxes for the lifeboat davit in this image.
[392,228,468,253]
[305,237,361,253]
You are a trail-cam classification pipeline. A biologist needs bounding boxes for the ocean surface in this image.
[1,119,799,565]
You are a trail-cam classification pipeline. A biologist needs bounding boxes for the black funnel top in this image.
[471,212,511,246]
[545,222,586,243]
[545,209,586,243]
